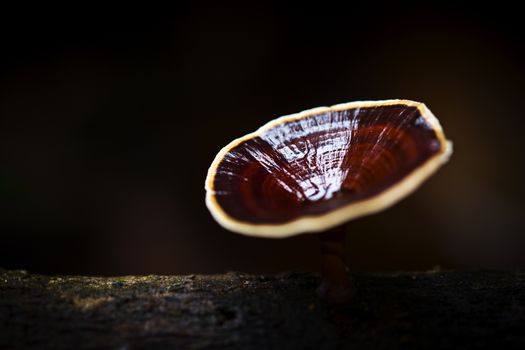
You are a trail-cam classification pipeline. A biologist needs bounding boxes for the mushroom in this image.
[205,99,452,303]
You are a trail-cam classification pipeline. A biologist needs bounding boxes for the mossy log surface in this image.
[2,268,525,349]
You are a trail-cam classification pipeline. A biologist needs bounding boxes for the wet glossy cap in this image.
[205,99,452,238]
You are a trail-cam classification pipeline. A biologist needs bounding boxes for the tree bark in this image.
[2,268,525,349]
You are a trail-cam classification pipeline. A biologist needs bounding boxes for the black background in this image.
[1,2,524,276]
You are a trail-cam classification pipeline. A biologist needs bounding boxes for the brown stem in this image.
[317,225,355,304]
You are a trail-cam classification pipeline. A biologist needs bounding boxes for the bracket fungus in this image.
[205,99,452,303]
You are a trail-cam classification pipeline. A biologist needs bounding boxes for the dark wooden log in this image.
[2,268,525,349]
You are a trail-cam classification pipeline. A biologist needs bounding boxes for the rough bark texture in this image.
[2,268,525,349]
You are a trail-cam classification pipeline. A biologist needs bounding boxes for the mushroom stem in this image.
[317,225,355,303]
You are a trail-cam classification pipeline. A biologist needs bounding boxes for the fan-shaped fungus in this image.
[205,99,452,303]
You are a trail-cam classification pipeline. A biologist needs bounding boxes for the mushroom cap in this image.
[205,99,452,238]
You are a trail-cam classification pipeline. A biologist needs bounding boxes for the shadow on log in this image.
[2,268,525,349]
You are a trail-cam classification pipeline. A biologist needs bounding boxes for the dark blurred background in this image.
[1,2,524,276]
